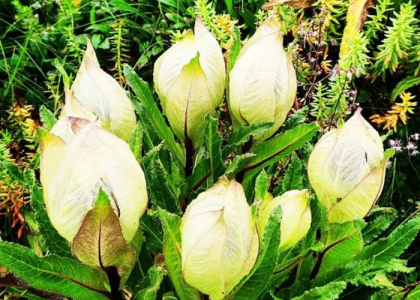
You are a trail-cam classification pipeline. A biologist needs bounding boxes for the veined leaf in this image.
[145,159,182,215]
[227,122,274,148]
[255,170,268,200]
[290,281,347,300]
[135,265,166,300]
[5,287,48,300]
[225,153,256,177]
[362,210,397,244]
[130,122,144,163]
[391,76,420,99]
[142,142,165,170]
[227,27,241,73]
[355,217,420,262]
[275,242,324,274]
[39,105,57,131]
[236,123,318,180]
[282,155,303,191]
[282,107,308,131]
[313,260,372,288]
[225,206,282,299]
[0,242,110,299]
[180,157,212,201]
[317,222,363,275]
[124,65,185,165]
[405,285,420,299]
[30,187,72,258]
[1,162,25,184]
[156,208,201,300]
[140,214,163,255]
[205,115,224,182]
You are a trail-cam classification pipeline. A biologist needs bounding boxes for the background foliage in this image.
[1,0,420,299]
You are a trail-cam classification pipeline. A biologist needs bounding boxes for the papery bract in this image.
[181,178,259,299]
[308,109,394,223]
[229,18,297,141]
[40,119,148,244]
[71,38,136,142]
[154,17,225,148]
[258,190,311,252]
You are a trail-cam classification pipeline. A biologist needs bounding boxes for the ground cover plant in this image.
[1,0,420,299]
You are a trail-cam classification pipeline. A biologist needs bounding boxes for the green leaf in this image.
[275,242,324,273]
[283,107,309,131]
[140,214,163,255]
[0,242,110,299]
[39,105,57,131]
[225,206,282,299]
[391,76,420,99]
[282,156,303,192]
[6,287,47,300]
[30,187,73,258]
[355,217,420,262]
[23,168,36,188]
[225,122,273,153]
[313,260,372,288]
[156,208,201,300]
[225,153,256,177]
[238,8,256,31]
[406,285,420,299]
[142,142,165,170]
[225,0,234,17]
[255,170,268,200]
[145,159,182,215]
[290,281,347,300]
[236,123,318,178]
[1,162,24,183]
[181,157,211,201]
[130,122,144,163]
[318,222,363,275]
[227,27,241,73]
[362,210,397,244]
[135,265,166,300]
[205,115,224,182]
[124,65,185,165]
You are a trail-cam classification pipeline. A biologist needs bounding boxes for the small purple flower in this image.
[407,142,417,150]
[410,133,420,140]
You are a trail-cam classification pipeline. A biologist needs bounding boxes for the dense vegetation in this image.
[1,0,420,299]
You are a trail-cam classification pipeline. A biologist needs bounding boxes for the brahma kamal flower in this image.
[39,116,147,274]
[308,109,395,223]
[153,17,225,148]
[257,190,311,252]
[70,38,136,142]
[181,178,259,299]
[229,18,297,141]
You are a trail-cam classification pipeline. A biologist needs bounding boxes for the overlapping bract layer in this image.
[308,109,394,223]
[39,40,147,273]
[229,18,297,141]
[258,190,311,252]
[71,39,136,142]
[154,17,225,148]
[181,178,259,299]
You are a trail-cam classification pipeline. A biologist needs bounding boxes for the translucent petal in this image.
[195,16,226,107]
[229,18,296,140]
[181,179,258,299]
[71,39,136,142]
[308,109,389,223]
[47,123,147,242]
[258,190,311,252]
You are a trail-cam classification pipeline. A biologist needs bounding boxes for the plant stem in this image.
[235,137,255,183]
[105,267,123,300]
[185,135,194,178]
